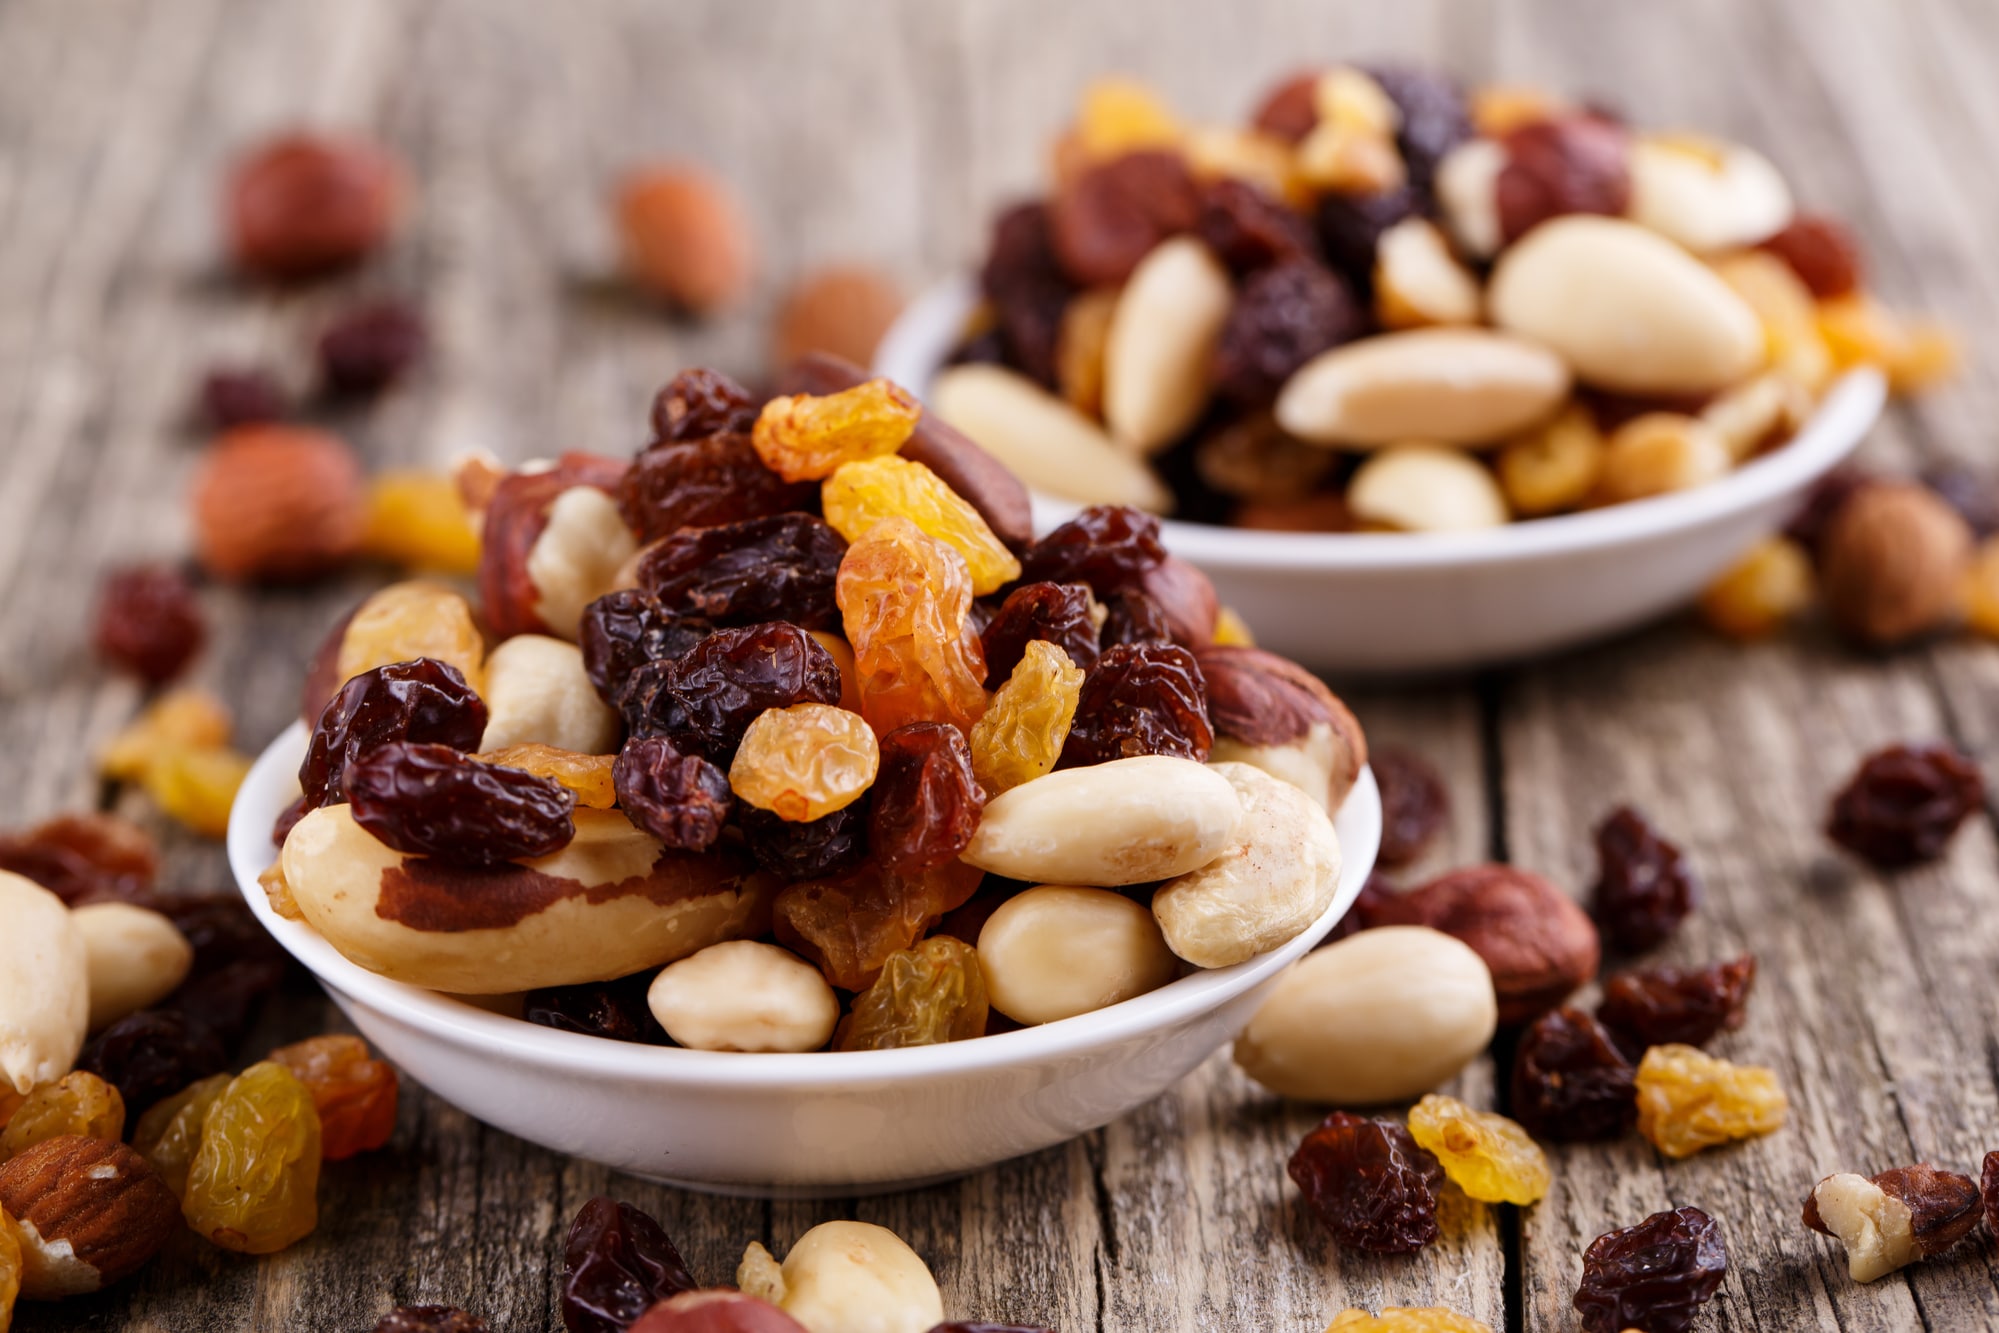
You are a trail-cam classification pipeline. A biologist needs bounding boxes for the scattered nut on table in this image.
[741,1221,944,1333]
[1804,1164,1982,1282]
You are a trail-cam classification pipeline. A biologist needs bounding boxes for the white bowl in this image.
[875,277,1886,674]
[229,722,1380,1196]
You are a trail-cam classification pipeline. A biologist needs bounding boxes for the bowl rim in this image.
[230,721,1381,1089]
[873,274,1887,571]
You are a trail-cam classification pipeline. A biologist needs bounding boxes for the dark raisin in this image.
[198,367,287,430]
[74,1009,228,1120]
[92,564,206,685]
[1048,150,1201,288]
[1058,643,1213,768]
[300,657,489,809]
[649,367,759,443]
[1758,214,1863,300]
[1496,116,1630,245]
[524,974,666,1044]
[1598,955,1756,1048]
[1983,1151,1999,1236]
[1364,65,1473,194]
[1287,1111,1445,1254]
[1191,412,1340,503]
[1372,747,1450,868]
[1017,506,1167,596]
[1921,464,1999,540]
[1211,259,1363,408]
[1784,464,1876,561]
[560,1196,697,1333]
[1573,1206,1726,1333]
[636,513,846,629]
[1591,806,1698,954]
[1197,178,1317,274]
[1315,186,1420,293]
[871,723,984,873]
[578,591,713,709]
[612,736,732,852]
[618,433,816,545]
[0,812,158,906]
[1511,1006,1638,1142]
[272,795,308,848]
[1827,743,1984,869]
[318,299,426,395]
[372,1307,489,1333]
[979,582,1101,686]
[979,202,1076,389]
[347,742,576,867]
[1320,872,1396,946]
[156,894,290,1049]
[1098,588,1174,648]
[739,803,871,882]
[619,623,841,761]
[1250,71,1321,143]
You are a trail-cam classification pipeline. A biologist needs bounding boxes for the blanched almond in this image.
[930,364,1173,512]
[1102,236,1234,456]
[1274,328,1570,448]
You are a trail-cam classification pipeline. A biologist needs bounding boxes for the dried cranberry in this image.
[1496,116,1630,245]
[979,202,1076,389]
[1017,506,1167,596]
[1758,213,1863,300]
[1048,150,1201,288]
[1598,955,1756,1048]
[92,564,206,685]
[1287,1111,1445,1254]
[649,367,759,443]
[1315,186,1420,293]
[1591,806,1698,954]
[1211,259,1362,407]
[979,582,1101,686]
[871,724,984,873]
[1573,1206,1726,1333]
[1373,747,1449,868]
[1058,643,1212,768]
[1250,71,1321,143]
[1922,464,1999,539]
[197,367,287,430]
[561,1196,697,1333]
[612,736,732,852]
[373,1307,489,1333]
[578,591,713,709]
[1197,178,1317,274]
[1098,588,1174,648]
[300,657,488,809]
[524,974,666,1044]
[1827,743,1985,869]
[0,813,158,907]
[1364,65,1473,194]
[619,623,841,761]
[636,513,846,630]
[739,803,871,882]
[618,433,816,545]
[318,299,426,395]
[75,1009,228,1119]
[1511,1006,1638,1142]
[1784,464,1876,561]
[347,742,577,867]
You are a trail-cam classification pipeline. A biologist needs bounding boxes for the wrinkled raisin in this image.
[1591,806,1698,954]
[1097,588,1174,648]
[730,703,880,822]
[1288,1111,1445,1254]
[1197,178,1317,274]
[1211,259,1363,408]
[301,657,488,809]
[870,723,985,874]
[318,299,426,395]
[1373,747,1449,867]
[822,455,1021,596]
[978,202,1075,388]
[347,742,576,866]
[837,518,991,737]
[650,367,760,443]
[972,640,1085,794]
[1192,411,1341,503]
[1017,506,1166,596]
[774,858,983,990]
[524,974,665,1044]
[1496,116,1630,245]
[1058,643,1212,767]
[1758,213,1862,300]
[1826,743,1984,869]
[1598,955,1756,1048]
[75,1009,228,1120]
[1405,1093,1549,1205]
[835,935,989,1050]
[979,581,1101,686]
[1315,185,1420,293]
[618,433,816,546]
[637,513,846,629]
[1365,66,1473,194]
[561,1196,697,1333]
[751,380,920,483]
[373,1308,489,1333]
[0,1070,126,1158]
[181,1061,322,1254]
[1048,150,1201,287]
[1983,1151,1999,1236]
[613,736,732,851]
[739,802,871,883]
[269,1034,399,1161]
[198,367,288,430]
[0,811,158,906]
[93,564,207,685]
[578,590,712,709]
[1510,1006,1637,1142]
[1635,1043,1787,1158]
[620,623,842,761]
[1573,1206,1726,1333]
[1921,464,1999,539]
[133,1072,230,1196]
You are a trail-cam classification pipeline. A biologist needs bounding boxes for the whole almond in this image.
[0,1135,179,1298]
[771,266,904,370]
[190,424,365,582]
[617,166,754,314]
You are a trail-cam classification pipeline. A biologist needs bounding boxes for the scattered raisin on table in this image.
[621,623,843,761]
[1511,1006,1638,1142]
[613,736,733,852]
[1048,149,1201,288]
[618,432,816,546]
[1287,1111,1445,1254]
[318,299,427,395]
[579,591,712,708]
[300,656,489,809]
[1197,177,1317,274]
[650,367,760,443]
[75,1009,227,1120]
[133,1072,231,1197]
[561,1196,697,1333]
[870,723,985,873]
[372,1307,489,1333]
[1405,1094,1550,1205]
[1572,1205,1726,1333]
[1598,955,1756,1048]
[1325,1309,1492,1333]
[1211,258,1362,407]
[1373,747,1449,867]
[525,974,665,1045]
[93,564,207,684]
[1591,805,1698,954]
[637,513,847,629]
[227,132,403,279]
[198,367,288,430]
[1635,1043,1787,1158]
[835,936,990,1050]
[181,1062,323,1254]
[346,742,576,866]
[1017,506,1167,596]
[979,581,1101,685]
[740,803,872,883]
[1058,642,1212,768]
[0,810,158,906]
[268,1034,399,1161]
[157,894,290,1049]
[1826,742,1985,869]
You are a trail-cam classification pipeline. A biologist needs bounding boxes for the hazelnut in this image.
[771,266,904,371]
[1804,1163,1982,1282]
[226,132,405,279]
[1139,554,1219,646]
[1369,864,1599,1025]
[190,424,366,582]
[617,165,754,314]
[631,1290,811,1333]
[1819,481,1973,646]
[1196,644,1367,812]
[0,1135,180,1298]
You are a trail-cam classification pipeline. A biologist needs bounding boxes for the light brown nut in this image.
[1274,328,1570,448]
[1628,135,1793,254]
[1374,216,1482,329]
[1819,482,1973,646]
[0,1136,179,1298]
[0,873,88,1095]
[772,265,904,371]
[959,755,1245,887]
[1233,926,1498,1104]
[634,1289,811,1333]
[1803,1164,1982,1283]
[976,886,1179,1024]
[1055,286,1119,418]
[329,581,488,704]
[1435,138,1506,259]
[1488,215,1764,395]
[1194,645,1367,812]
[1701,372,1811,462]
[616,166,754,314]
[1594,413,1731,505]
[189,425,366,582]
[931,364,1174,513]
[526,485,639,641]
[1139,554,1219,647]
[760,1221,943,1333]
[478,634,621,756]
[1152,762,1341,967]
[1102,236,1234,456]
[70,904,192,1032]
[279,804,775,993]
[1347,444,1511,532]
[1496,404,1605,516]
[646,941,838,1053]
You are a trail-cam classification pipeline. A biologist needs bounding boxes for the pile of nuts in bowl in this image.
[258,359,1369,1052]
[928,68,1954,533]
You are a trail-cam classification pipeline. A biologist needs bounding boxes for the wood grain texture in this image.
[2,0,1996,1329]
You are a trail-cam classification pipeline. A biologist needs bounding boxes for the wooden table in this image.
[6,0,1998,1327]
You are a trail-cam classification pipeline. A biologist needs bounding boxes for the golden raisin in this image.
[836,518,990,736]
[1055,287,1119,418]
[1497,405,1605,517]
[1712,251,1834,393]
[0,1072,125,1161]
[1326,1309,1495,1333]
[358,472,482,575]
[728,703,881,822]
[1070,76,1182,163]
[1635,1043,1788,1159]
[268,1035,398,1162]
[100,689,231,782]
[1817,294,1960,395]
[969,640,1085,795]
[808,631,865,714]
[334,581,487,700]
[0,1201,19,1329]
[834,936,990,1051]
[1211,606,1256,647]
[134,1072,231,1197]
[822,455,1022,596]
[1405,1094,1550,1206]
[1967,536,1999,639]
[1595,414,1730,506]
[478,744,618,808]
[751,379,920,483]
[144,744,253,838]
[1697,537,1814,640]
[182,1061,322,1254]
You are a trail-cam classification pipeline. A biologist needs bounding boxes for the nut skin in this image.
[1819,482,1974,646]
[0,1135,179,1298]
[772,266,905,371]
[190,424,366,582]
[1195,645,1366,811]
[631,1291,811,1333]
[1139,555,1219,646]
[1804,1163,1982,1282]
[226,132,404,279]
[1369,864,1599,1025]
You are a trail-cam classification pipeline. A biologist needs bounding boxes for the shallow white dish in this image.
[875,277,1886,674]
[229,722,1380,1196]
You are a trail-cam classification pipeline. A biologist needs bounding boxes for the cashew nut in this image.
[527,485,639,640]
[72,903,193,1032]
[753,1220,943,1333]
[976,886,1180,1025]
[478,633,621,755]
[0,872,89,1094]
[647,941,838,1052]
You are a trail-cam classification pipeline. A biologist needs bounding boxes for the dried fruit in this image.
[1598,955,1756,1048]
[1367,65,1474,192]
[1197,177,1316,274]
[1591,806,1698,955]
[373,1308,490,1333]
[617,165,754,313]
[1983,1151,1999,1236]
[1018,506,1167,596]
[1827,743,1984,869]
[561,1195,697,1333]
[1287,1111,1445,1254]
[1697,536,1814,639]
[730,703,880,822]
[1496,405,1605,517]
[772,265,904,369]
[524,974,664,1044]
[1634,1043,1787,1158]
[1048,149,1201,288]
[198,367,287,430]
[739,803,871,883]
[347,741,578,866]
[190,424,366,581]
[146,741,255,838]
[773,859,983,991]
[0,1072,125,1161]
[1369,864,1598,1024]
[75,1010,226,1121]
[100,689,231,783]
[1325,1310,1491,1333]
[359,472,483,575]
[1405,1094,1549,1205]
[978,581,1101,686]
[1758,213,1862,300]
[1510,1006,1638,1142]
[181,1061,322,1254]
[1315,185,1422,293]
[752,379,920,483]
[1373,747,1449,867]
[301,657,489,809]
[1803,1163,1981,1282]
[1057,643,1212,768]
[620,623,842,761]
[92,564,205,684]
[0,1198,20,1316]
[579,591,712,708]
[637,513,847,629]
[132,1072,230,1196]
[1212,258,1363,407]
[1495,115,1630,245]
[970,640,1085,794]
[837,518,990,737]
[1192,412,1340,504]
[822,456,1021,596]
[835,936,989,1050]
[268,1035,398,1161]
[155,895,290,1048]
[612,737,733,851]
[318,299,426,394]
[868,723,984,874]
[0,812,157,907]
[226,132,404,279]
[619,433,814,546]
[1819,481,1974,646]
[0,1135,180,1298]
[978,203,1076,388]
[1573,1206,1726,1333]
[651,368,760,443]
[481,745,618,809]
